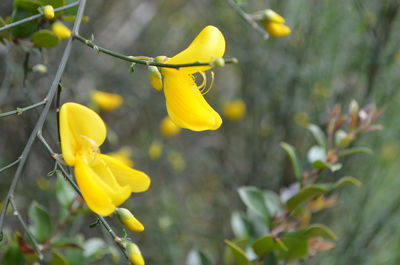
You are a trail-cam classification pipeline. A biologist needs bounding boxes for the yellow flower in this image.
[148,140,162,160]
[43,5,55,20]
[262,9,291,37]
[51,22,71,40]
[222,99,246,121]
[60,102,150,216]
[108,147,134,167]
[116,208,144,232]
[160,116,181,138]
[158,25,225,131]
[90,90,123,111]
[127,242,145,265]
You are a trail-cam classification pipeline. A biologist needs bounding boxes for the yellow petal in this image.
[108,147,134,167]
[100,154,151,193]
[74,155,115,216]
[163,25,226,74]
[264,22,291,37]
[60,102,107,166]
[90,90,123,111]
[163,70,222,131]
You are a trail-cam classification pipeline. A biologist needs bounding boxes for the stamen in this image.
[201,71,215,95]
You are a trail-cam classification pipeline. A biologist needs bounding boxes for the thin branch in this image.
[226,0,269,40]
[0,0,86,245]
[0,99,47,118]
[0,157,21,173]
[0,1,80,32]
[9,199,44,260]
[73,34,238,68]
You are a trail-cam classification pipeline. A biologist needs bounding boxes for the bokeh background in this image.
[1,0,400,264]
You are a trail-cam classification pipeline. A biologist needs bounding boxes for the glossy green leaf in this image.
[50,250,70,265]
[14,0,42,12]
[10,7,39,38]
[230,212,251,238]
[308,124,326,147]
[286,186,327,211]
[39,0,65,8]
[337,147,373,157]
[280,142,302,179]
[56,173,76,208]
[263,191,284,217]
[224,240,251,265]
[2,244,25,265]
[238,186,270,220]
[186,249,212,265]
[63,0,78,15]
[301,224,337,240]
[32,30,60,48]
[28,201,53,243]
[332,176,362,189]
[252,235,288,257]
[277,234,309,262]
[307,146,326,163]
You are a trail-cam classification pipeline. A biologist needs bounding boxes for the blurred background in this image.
[1,0,400,264]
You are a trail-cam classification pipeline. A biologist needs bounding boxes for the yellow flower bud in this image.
[148,141,162,160]
[263,9,285,23]
[43,5,55,20]
[116,208,144,232]
[90,90,123,111]
[127,243,145,265]
[264,22,291,37]
[222,99,246,121]
[160,116,181,139]
[148,66,163,91]
[51,22,71,40]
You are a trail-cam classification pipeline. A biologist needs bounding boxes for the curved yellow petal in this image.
[163,70,222,131]
[264,22,291,37]
[163,25,226,74]
[75,156,115,216]
[100,154,151,193]
[60,102,107,166]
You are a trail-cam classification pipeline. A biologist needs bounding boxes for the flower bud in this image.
[264,22,291,37]
[126,242,145,265]
[51,22,71,40]
[148,66,163,91]
[212,58,225,68]
[263,9,285,23]
[90,90,123,111]
[335,130,355,148]
[148,141,162,160]
[222,99,246,121]
[116,208,144,232]
[32,64,47,73]
[155,55,168,63]
[43,5,55,20]
[160,116,181,138]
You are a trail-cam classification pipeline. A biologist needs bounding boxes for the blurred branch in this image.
[0,0,87,255]
[226,0,269,40]
[73,34,238,68]
[0,1,80,32]
[0,99,47,118]
[0,157,21,173]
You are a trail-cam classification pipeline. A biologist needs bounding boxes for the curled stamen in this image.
[79,135,100,163]
[201,71,215,96]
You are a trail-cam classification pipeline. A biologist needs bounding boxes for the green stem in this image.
[73,34,238,68]
[0,99,47,118]
[0,158,21,173]
[0,1,80,32]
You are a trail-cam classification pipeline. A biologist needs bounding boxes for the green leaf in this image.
[307,146,326,163]
[224,240,251,265]
[50,250,70,265]
[56,173,76,208]
[252,235,288,257]
[28,201,53,243]
[10,7,39,38]
[308,124,326,147]
[230,212,251,238]
[38,0,65,8]
[263,191,283,217]
[2,244,25,265]
[280,142,302,179]
[337,147,373,157]
[186,249,212,265]
[32,30,60,48]
[286,186,328,211]
[14,0,42,12]
[63,0,78,15]
[238,187,270,220]
[300,224,337,240]
[277,234,309,262]
[331,176,362,189]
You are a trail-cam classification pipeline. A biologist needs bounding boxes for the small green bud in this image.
[148,66,163,91]
[212,58,225,68]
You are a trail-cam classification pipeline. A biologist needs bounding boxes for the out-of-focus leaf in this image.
[32,30,60,48]
[61,15,89,22]
[307,146,326,163]
[224,240,251,265]
[301,224,337,240]
[286,186,327,211]
[230,212,251,238]
[308,124,326,147]
[83,238,111,262]
[277,234,309,262]
[332,176,362,189]
[14,0,42,12]
[280,142,302,179]
[10,7,39,38]
[56,173,76,208]
[238,186,270,220]
[50,250,70,265]
[63,0,78,15]
[252,235,287,257]
[2,244,25,265]
[186,249,212,265]
[263,191,284,217]
[28,201,52,243]
[337,147,373,157]
[38,0,65,8]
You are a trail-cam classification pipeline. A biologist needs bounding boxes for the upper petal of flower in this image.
[100,154,151,193]
[163,70,222,131]
[60,102,107,166]
[163,25,226,74]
